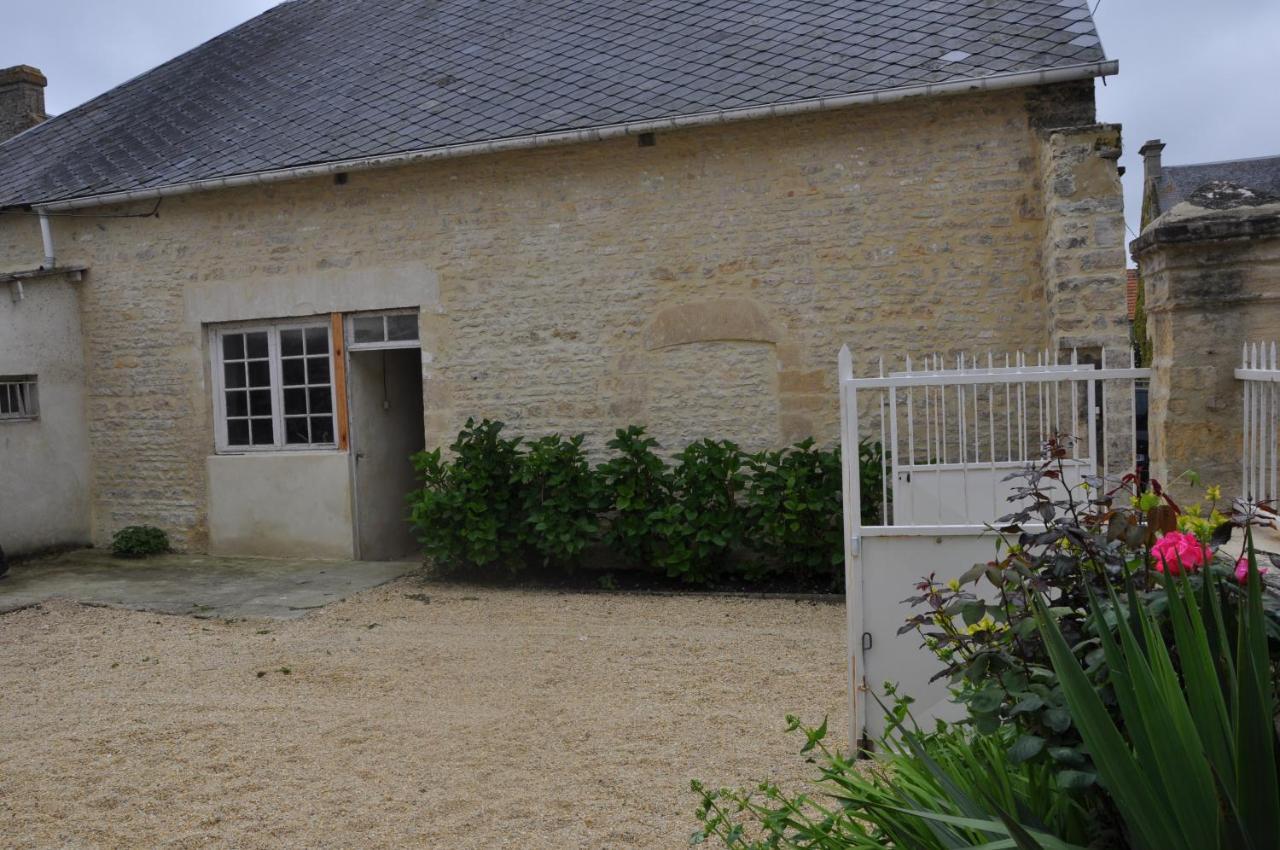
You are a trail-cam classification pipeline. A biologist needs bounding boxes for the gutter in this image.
[33,59,1117,214]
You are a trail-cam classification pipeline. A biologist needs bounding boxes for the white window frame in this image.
[209,319,340,454]
[0,375,38,422]
[346,308,421,351]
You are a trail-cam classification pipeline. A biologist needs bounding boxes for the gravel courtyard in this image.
[0,580,846,849]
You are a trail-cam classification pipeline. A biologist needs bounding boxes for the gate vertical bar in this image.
[838,346,864,749]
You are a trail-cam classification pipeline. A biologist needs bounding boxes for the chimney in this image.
[0,65,48,142]
[1139,139,1165,182]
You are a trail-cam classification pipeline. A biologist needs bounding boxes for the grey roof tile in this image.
[0,0,1109,207]
[1154,156,1280,213]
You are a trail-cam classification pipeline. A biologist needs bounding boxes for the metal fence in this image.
[1237,342,1280,504]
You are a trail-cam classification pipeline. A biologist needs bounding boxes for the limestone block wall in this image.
[1136,203,1280,503]
[0,83,1127,550]
[1037,123,1134,477]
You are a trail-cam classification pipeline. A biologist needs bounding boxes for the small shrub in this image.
[597,426,671,567]
[110,525,170,559]
[408,418,523,571]
[743,439,843,583]
[515,434,601,568]
[652,439,745,583]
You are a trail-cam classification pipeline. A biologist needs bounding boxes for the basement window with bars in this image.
[0,376,38,421]
[211,322,337,452]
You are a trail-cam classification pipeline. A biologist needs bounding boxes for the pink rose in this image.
[1234,557,1271,586]
[1151,531,1209,576]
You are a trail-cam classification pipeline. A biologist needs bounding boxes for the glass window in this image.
[347,311,420,349]
[212,323,337,452]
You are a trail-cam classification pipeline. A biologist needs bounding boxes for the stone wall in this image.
[1037,122,1134,477]
[0,83,1128,550]
[1135,199,1280,503]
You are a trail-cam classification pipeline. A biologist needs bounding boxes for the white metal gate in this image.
[1237,343,1280,504]
[838,346,1149,744]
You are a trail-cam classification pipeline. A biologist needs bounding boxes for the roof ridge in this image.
[1164,154,1280,172]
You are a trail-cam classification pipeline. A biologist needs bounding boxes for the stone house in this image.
[1131,141,1280,500]
[0,0,1129,559]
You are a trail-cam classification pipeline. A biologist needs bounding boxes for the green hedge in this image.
[409,418,884,587]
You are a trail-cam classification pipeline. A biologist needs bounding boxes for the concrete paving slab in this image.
[0,549,415,619]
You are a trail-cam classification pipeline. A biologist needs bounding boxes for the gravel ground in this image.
[0,580,847,849]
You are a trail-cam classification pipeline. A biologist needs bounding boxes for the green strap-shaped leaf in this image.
[1036,596,1192,850]
[1233,531,1280,848]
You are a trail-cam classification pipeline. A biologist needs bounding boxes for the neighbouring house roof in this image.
[1151,155,1280,217]
[0,0,1110,210]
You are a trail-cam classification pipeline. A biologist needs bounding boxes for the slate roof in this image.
[1152,155,1280,215]
[0,0,1109,209]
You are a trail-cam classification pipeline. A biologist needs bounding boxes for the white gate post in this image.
[838,345,865,749]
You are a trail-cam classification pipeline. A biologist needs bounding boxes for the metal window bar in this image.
[0,377,38,420]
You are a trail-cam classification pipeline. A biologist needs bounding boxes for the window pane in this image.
[306,356,330,385]
[352,316,384,344]
[304,326,329,355]
[386,314,419,341]
[284,417,310,444]
[250,419,274,445]
[283,387,307,416]
[224,362,246,389]
[247,360,271,387]
[227,419,250,446]
[222,334,245,360]
[282,358,305,386]
[245,332,269,359]
[225,390,248,417]
[311,416,335,443]
[308,386,333,414]
[280,329,304,357]
[249,389,273,416]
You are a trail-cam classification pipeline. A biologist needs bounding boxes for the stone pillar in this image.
[0,65,48,141]
[1038,123,1134,478]
[1133,193,1280,504]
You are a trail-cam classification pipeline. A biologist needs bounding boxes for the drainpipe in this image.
[38,212,54,268]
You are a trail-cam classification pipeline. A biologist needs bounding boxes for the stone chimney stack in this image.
[0,65,48,142]
[1139,139,1165,182]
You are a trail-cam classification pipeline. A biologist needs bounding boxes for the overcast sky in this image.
[3,1,1278,251]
